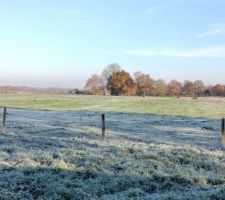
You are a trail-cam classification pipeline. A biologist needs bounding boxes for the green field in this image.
[0,93,225,118]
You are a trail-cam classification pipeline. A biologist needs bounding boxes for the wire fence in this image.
[0,107,224,149]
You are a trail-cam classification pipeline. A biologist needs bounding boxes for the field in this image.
[1,93,225,118]
[0,93,225,199]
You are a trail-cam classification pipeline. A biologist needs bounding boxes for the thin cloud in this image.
[122,47,225,58]
[81,42,120,57]
[197,23,225,38]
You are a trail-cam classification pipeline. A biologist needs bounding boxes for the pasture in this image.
[1,93,225,118]
[0,93,225,199]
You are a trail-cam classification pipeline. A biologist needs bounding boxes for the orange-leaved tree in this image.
[107,70,135,96]
[167,80,182,96]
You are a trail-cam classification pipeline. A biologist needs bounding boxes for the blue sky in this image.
[0,0,225,88]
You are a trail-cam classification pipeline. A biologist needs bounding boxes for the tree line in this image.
[84,63,225,97]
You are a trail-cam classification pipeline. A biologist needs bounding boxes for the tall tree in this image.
[102,63,121,87]
[194,80,205,96]
[211,84,225,96]
[155,79,167,96]
[183,80,195,96]
[134,71,154,96]
[107,70,135,96]
[84,74,104,95]
[167,80,182,96]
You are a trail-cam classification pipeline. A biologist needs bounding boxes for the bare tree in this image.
[134,71,154,96]
[84,74,104,95]
[102,63,122,87]
[194,80,205,96]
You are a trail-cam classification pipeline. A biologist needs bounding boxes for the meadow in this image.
[1,93,225,118]
[0,93,225,199]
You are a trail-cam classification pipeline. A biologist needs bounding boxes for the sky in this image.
[0,0,225,88]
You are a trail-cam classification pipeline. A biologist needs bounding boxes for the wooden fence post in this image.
[2,107,7,133]
[222,118,225,135]
[101,114,105,140]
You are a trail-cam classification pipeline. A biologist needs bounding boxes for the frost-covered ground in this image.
[0,109,225,199]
